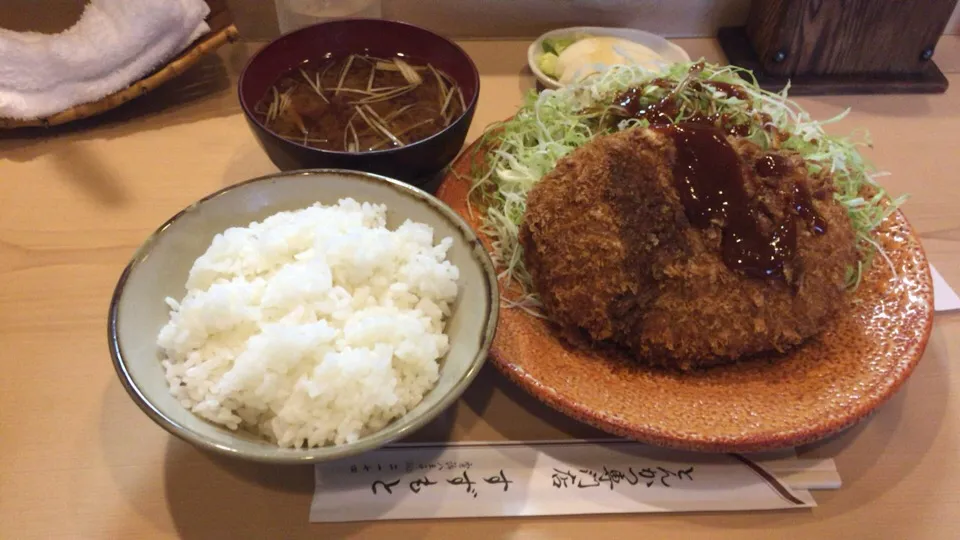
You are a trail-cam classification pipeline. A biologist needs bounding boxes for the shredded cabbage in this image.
[468,61,905,308]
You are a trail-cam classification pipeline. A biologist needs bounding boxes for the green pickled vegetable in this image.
[541,36,577,56]
[536,52,560,78]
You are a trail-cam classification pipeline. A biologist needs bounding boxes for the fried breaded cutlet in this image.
[520,127,858,370]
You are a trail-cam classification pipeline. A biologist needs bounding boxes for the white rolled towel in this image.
[0,0,211,120]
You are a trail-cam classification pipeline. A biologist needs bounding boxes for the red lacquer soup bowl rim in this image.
[237,18,481,157]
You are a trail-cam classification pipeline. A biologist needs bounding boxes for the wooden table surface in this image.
[2,38,959,540]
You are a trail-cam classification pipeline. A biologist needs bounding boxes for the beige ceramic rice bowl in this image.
[108,169,498,464]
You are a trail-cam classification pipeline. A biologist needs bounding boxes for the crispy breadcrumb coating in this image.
[520,128,857,369]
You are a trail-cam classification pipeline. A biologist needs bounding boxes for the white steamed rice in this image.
[157,198,460,448]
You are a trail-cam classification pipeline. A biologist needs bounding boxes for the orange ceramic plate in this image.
[437,141,935,452]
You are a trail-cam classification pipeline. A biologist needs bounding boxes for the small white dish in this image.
[527,26,691,90]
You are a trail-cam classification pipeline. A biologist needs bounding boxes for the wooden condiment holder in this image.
[718,0,958,95]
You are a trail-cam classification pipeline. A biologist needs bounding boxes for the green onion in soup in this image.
[254,54,466,152]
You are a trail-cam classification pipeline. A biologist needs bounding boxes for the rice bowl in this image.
[159,199,460,448]
[108,169,498,463]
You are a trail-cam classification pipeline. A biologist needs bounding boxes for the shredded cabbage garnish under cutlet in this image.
[468,61,905,310]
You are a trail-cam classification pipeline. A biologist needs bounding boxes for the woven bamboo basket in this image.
[0,0,240,129]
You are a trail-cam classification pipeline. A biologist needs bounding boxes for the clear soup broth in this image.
[254,54,465,152]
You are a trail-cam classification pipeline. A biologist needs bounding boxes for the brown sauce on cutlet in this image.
[756,154,828,234]
[656,124,827,280]
[706,81,750,100]
[609,85,827,280]
[793,181,828,235]
[615,87,678,125]
[755,154,791,177]
[663,124,742,229]
[614,87,749,136]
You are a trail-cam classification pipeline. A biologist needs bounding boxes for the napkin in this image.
[0,0,211,120]
[933,265,960,312]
